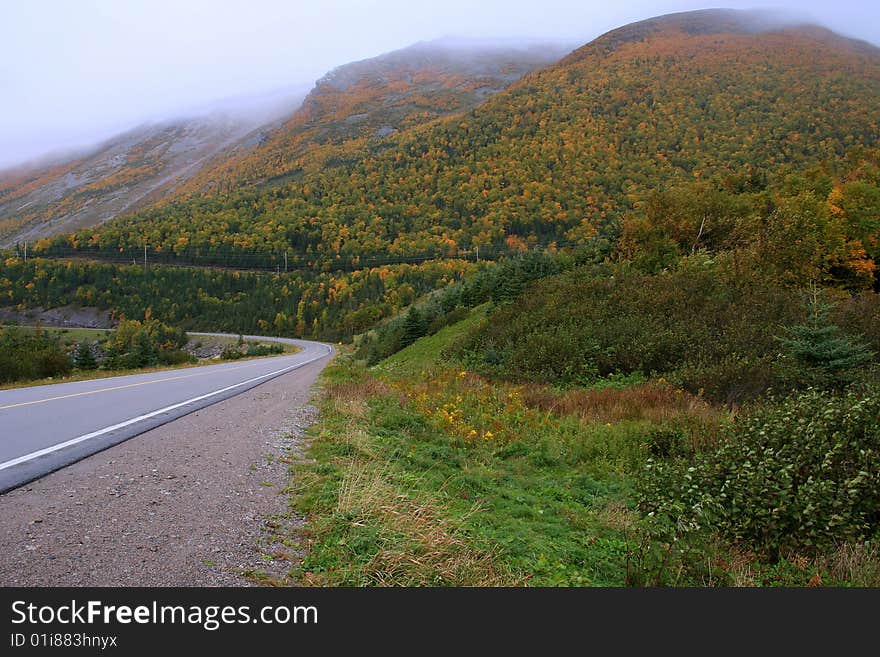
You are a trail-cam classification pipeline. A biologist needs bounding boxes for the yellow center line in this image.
[0,359,283,411]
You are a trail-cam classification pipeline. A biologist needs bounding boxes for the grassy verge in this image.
[286,309,718,585]
[287,307,880,586]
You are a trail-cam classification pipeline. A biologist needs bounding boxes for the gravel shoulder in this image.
[0,357,327,586]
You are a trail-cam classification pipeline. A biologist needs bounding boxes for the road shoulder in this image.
[0,358,325,586]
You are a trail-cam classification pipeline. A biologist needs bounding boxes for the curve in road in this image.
[0,335,333,493]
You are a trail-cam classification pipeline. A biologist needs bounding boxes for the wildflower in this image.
[458,371,467,378]
[484,431,494,439]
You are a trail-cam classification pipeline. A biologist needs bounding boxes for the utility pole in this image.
[144,244,147,269]
[475,245,479,263]
[23,241,27,264]
[284,251,288,273]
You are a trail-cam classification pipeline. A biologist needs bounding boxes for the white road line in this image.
[0,345,331,472]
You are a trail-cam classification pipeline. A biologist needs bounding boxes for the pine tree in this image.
[778,287,874,388]
[73,341,97,370]
[132,331,158,367]
[399,308,428,349]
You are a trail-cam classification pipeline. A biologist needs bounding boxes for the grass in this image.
[286,308,692,586]
[0,325,112,347]
[285,308,879,586]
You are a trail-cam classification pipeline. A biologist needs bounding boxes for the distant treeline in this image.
[0,257,473,341]
[11,240,565,273]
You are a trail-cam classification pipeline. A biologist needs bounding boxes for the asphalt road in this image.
[0,335,333,493]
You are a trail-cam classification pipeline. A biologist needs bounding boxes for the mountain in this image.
[51,9,879,266]
[163,38,572,199]
[0,39,568,247]
[0,111,294,248]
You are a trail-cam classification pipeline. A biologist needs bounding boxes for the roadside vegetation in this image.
[0,317,193,385]
[220,335,285,360]
[288,297,879,586]
[285,177,880,586]
[0,319,298,387]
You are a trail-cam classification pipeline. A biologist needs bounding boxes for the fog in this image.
[1,0,878,168]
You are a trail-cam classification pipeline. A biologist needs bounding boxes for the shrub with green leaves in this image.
[102,317,189,370]
[73,341,98,370]
[638,386,880,558]
[220,341,284,360]
[0,328,72,383]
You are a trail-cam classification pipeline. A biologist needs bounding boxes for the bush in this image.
[244,342,284,357]
[102,316,189,369]
[637,386,880,559]
[0,328,71,383]
[33,348,72,379]
[220,341,283,360]
[670,353,781,407]
[158,348,196,365]
[221,344,245,360]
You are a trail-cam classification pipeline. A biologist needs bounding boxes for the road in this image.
[0,336,333,493]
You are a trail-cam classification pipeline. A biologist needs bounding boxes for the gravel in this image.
[0,358,327,586]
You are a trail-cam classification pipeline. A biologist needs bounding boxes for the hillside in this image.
[167,38,571,199]
[0,39,566,249]
[0,111,295,248]
[42,8,880,266]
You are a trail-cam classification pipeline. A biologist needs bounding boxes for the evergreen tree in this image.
[399,308,428,348]
[73,341,98,370]
[778,288,874,388]
[132,331,159,367]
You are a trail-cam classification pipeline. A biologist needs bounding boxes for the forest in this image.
[0,256,473,341]
[20,16,880,273]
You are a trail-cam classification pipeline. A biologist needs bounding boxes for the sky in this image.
[1,0,878,168]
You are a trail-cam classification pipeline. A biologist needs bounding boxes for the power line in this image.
[5,237,597,274]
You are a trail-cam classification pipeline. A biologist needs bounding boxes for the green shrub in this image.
[637,386,880,559]
[670,354,781,407]
[0,328,71,383]
[221,344,245,360]
[158,348,197,365]
[103,317,187,369]
[33,348,72,379]
[220,342,283,360]
[244,342,284,357]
